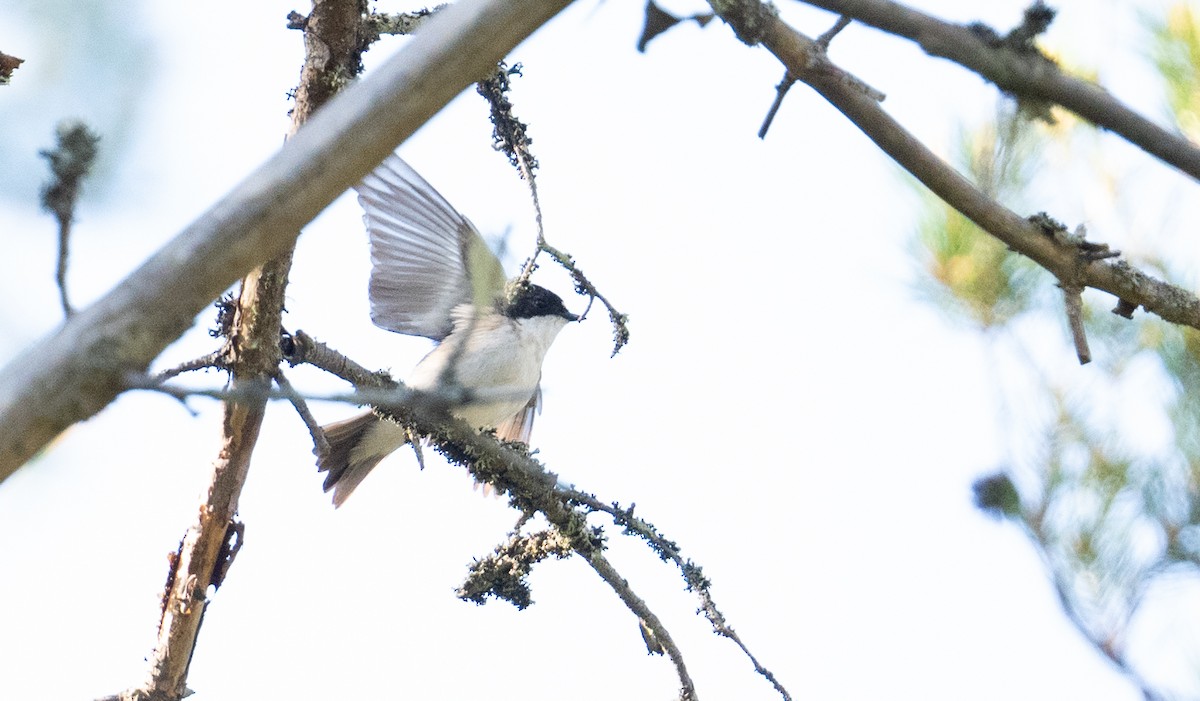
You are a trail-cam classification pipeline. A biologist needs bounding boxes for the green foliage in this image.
[914,112,1043,329]
[912,13,1200,691]
[1148,3,1200,138]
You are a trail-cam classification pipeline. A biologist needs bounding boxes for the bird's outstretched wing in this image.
[355,155,507,341]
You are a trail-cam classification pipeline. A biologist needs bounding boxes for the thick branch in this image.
[0,0,575,483]
[127,2,365,698]
[708,5,1200,333]
[134,392,264,700]
[796,0,1200,182]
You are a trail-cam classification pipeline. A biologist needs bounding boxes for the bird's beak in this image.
[564,311,580,322]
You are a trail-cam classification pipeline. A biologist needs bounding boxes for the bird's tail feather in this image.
[318,411,389,508]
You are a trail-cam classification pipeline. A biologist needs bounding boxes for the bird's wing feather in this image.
[356,154,506,340]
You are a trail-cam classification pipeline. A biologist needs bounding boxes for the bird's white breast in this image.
[406,312,570,428]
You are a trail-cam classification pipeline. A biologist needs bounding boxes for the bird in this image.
[317,154,578,507]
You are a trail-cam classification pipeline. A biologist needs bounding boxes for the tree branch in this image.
[130,389,266,701]
[584,550,698,700]
[565,492,792,700]
[705,2,1200,340]
[0,0,576,484]
[123,1,367,697]
[795,0,1200,182]
[284,332,728,700]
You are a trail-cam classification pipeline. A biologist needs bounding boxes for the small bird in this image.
[318,154,578,507]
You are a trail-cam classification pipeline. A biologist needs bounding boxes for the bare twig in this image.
[759,16,856,139]
[584,551,698,700]
[39,121,100,318]
[273,368,329,458]
[758,71,796,140]
[1061,285,1090,364]
[1030,218,1107,365]
[815,14,851,47]
[794,0,1200,183]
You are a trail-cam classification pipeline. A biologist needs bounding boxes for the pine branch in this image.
[795,0,1200,182]
[706,1,1200,344]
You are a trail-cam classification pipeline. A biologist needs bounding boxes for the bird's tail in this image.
[317,410,398,507]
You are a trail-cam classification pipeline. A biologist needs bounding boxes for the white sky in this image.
[1,1,1197,699]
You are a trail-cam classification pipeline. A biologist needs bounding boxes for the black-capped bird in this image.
[318,155,578,506]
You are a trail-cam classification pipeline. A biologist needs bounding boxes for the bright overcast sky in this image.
[1,1,1195,699]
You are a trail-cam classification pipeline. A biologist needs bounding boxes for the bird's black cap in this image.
[505,283,578,321]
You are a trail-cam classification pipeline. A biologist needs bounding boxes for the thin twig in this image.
[536,242,631,356]
[56,219,72,316]
[758,71,796,139]
[273,368,329,459]
[39,121,100,319]
[584,551,698,700]
[566,491,792,700]
[815,14,851,47]
[125,372,474,408]
[476,62,631,356]
[1061,284,1090,364]
[153,352,224,383]
[477,62,542,277]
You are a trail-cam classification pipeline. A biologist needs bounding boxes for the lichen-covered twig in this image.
[39,121,100,318]
[287,330,709,700]
[564,491,793,700]
[477,63,631,356]
[153,352,225,383]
